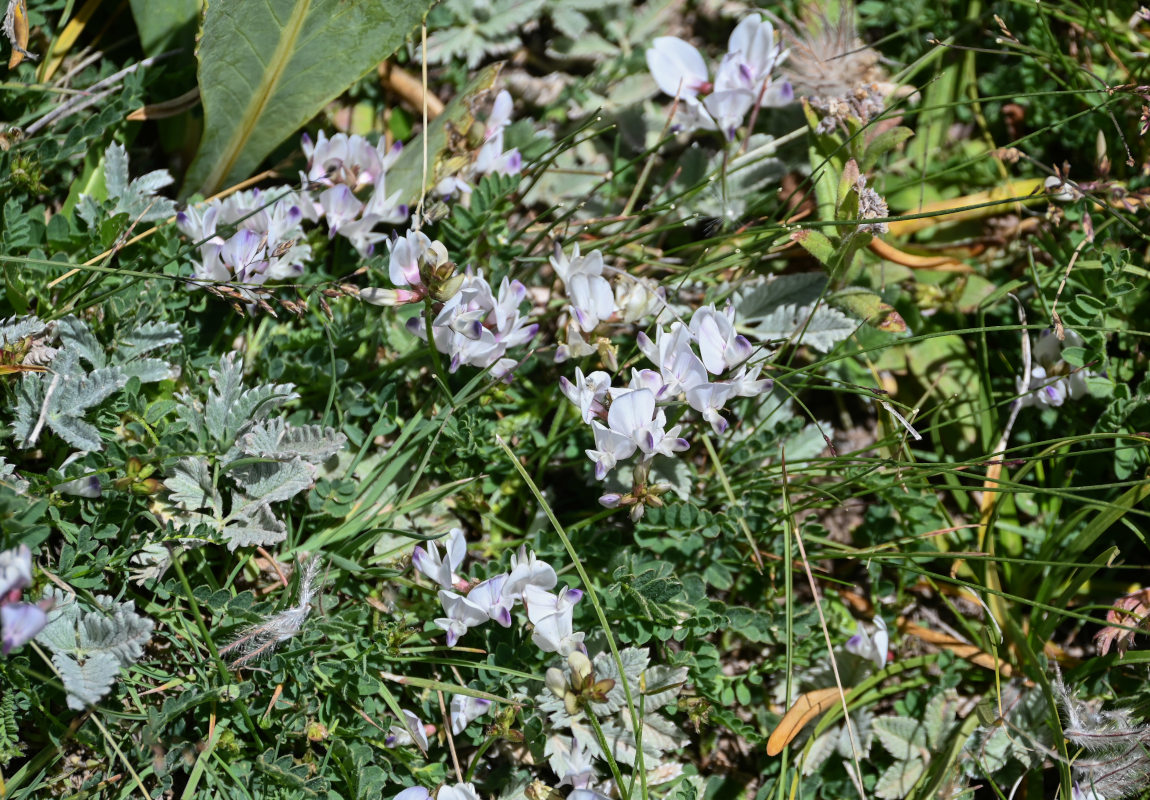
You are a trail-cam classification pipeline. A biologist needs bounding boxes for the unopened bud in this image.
[545,667,567,699]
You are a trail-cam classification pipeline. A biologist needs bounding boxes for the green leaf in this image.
[130,0,201,56]
[874,757,925,800]
[790,229,836,267]
[184,0,434,196]
[873,715,928,760]
[860,126,915,172]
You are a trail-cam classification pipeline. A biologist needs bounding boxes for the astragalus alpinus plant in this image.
[1,0,1150,798]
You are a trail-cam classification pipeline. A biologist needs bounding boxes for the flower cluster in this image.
[406,267,539,380]
[300,130,409,255]
[561,304,772,491]
[177,186,313,293]
[550,243,665,363]
[1019,329,1093,409]
[416,532,586,657]
[1,545,49,655]
[646,13,792,140]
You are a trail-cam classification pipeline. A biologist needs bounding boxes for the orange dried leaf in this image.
[766,687,841,756]
[900,621,1012,676]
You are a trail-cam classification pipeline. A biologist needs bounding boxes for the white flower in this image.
[435,590,490,648]
[438,784,482,800]
[0,544,32,598]
[559,368,611,424]
[646,37,711,101]
[465,574,514,627]
[524,585,586,656]
[725,14,788,88]
[391,788,432,800]
[703,88,755,141]
[686,381,737,435]
[1,603,48,655]
[586,388,689,479]
[409,271,538,379]
[551,244,617,332]
[689,304,753,375]
[412,527,467,589]
[387,709,429,751]
[554,736,598,789]
[726,362,773,397]
[1019,329,1092,409]
[450,694,493,734]
[503,546,558,599]
[845,617,889,670]
[636,323,709,398]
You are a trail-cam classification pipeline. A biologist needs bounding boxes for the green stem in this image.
[496,437,646,799]
[586,708,628,800]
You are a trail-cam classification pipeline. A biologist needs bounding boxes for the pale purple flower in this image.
[1,602,47,655]
[690,304,753,374]
[317,185,364,237]
[587,388,688,479]
[559,368,611,424]
[412,527,467,589]
[724,14,788,88]
[434,589,490,648]
[408,271,537,379]
[703,89,755,141]
[524,585,585,656]
[686,381,736,434]
[302,131,387,191]
[56,475,102,498]
[845,617,889,670]
[0,545,32,600]
[465,575,513,627]
[386,709,429,751]
[391,789,432,800]
[636,323,708,397]
[450,694,493,734]
[551,244,617,333]
[726,362,773,397]
[1019,329,1092,409]
[646,37,711,101]
[438,784,482,800]
[556,737,598,789]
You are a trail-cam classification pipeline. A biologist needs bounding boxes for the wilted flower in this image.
[218,556,323,668]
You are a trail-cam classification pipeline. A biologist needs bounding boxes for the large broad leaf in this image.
[184,0,434,196]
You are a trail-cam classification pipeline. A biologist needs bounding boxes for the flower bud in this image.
[545,667,567,699]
